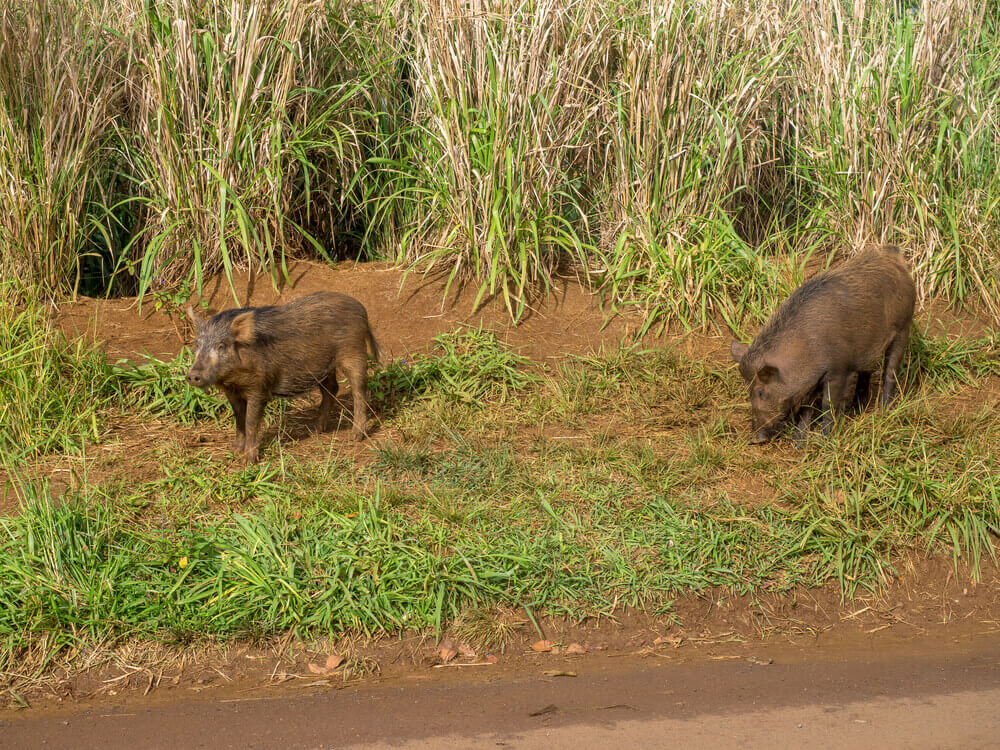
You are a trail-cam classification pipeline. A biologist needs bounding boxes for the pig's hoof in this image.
[352,428,368,442]
[241,447,261,464]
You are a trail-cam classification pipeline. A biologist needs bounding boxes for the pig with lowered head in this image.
[186,291,381,462]
[730,245,915,444]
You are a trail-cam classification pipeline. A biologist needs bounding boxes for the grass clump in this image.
[0,307,223,467]
[114,354,226,425]
[902,328,1000,391]
[0,305,116,462]
[370,329,537,408]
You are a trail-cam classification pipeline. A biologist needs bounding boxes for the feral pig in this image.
[186,291,381,462]
[730,245,916,444]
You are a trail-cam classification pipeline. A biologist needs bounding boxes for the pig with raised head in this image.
[186,291,381,462]
[730,245,916,444]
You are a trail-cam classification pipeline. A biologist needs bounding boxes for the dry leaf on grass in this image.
[308,653,345,676]
[437,641,459,663]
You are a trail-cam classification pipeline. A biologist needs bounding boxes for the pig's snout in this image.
[186,368,206,388]
[749,425,778,445]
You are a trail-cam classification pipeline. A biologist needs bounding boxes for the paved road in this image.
[4,637,1000,749]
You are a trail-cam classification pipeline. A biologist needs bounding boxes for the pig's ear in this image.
[187,305,205,330]
[756,364,780,384]
[230,311,255,345]
[729,340,749,362]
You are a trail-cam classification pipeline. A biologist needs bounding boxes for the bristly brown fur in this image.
[733,245,915,442]
[186,291,381,462]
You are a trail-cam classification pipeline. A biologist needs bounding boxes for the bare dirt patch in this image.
[54,261,681,365]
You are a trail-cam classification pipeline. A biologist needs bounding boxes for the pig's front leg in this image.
[242,392,267,463]
[820,371,852,435]
[222,388,247,454]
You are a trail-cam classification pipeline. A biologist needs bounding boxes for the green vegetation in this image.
[2,311,999,686]
[2,0,999,325]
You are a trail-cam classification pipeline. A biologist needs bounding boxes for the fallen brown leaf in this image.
[531,640,554,653]
[307,653,346,676]
[438,647,458,663]
[485,654,499,664]
[654,635,683,648]
[565,643,588,655]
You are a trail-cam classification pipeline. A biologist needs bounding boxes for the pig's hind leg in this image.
[880,327,911,407]
[342,353,371,440]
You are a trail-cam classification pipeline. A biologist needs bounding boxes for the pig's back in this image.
[750,250,914,372]
[256,292,371,396]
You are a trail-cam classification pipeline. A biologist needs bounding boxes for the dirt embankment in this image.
[3,616,1000,749]
[53,259,994,373]
[53,261,713,366]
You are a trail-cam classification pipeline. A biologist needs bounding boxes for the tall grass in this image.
[126,0,388,300]
[0,0,124,299]
[597,0,796,329]
[390,0,612,318]
[0,301,116,462]
[789,0,1000,312]
[1,0,999,325]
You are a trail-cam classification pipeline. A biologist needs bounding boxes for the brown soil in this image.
[53,259,994,366]
[54,260,690,366]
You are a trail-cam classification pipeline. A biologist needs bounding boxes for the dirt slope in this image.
[54,261,712,366]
